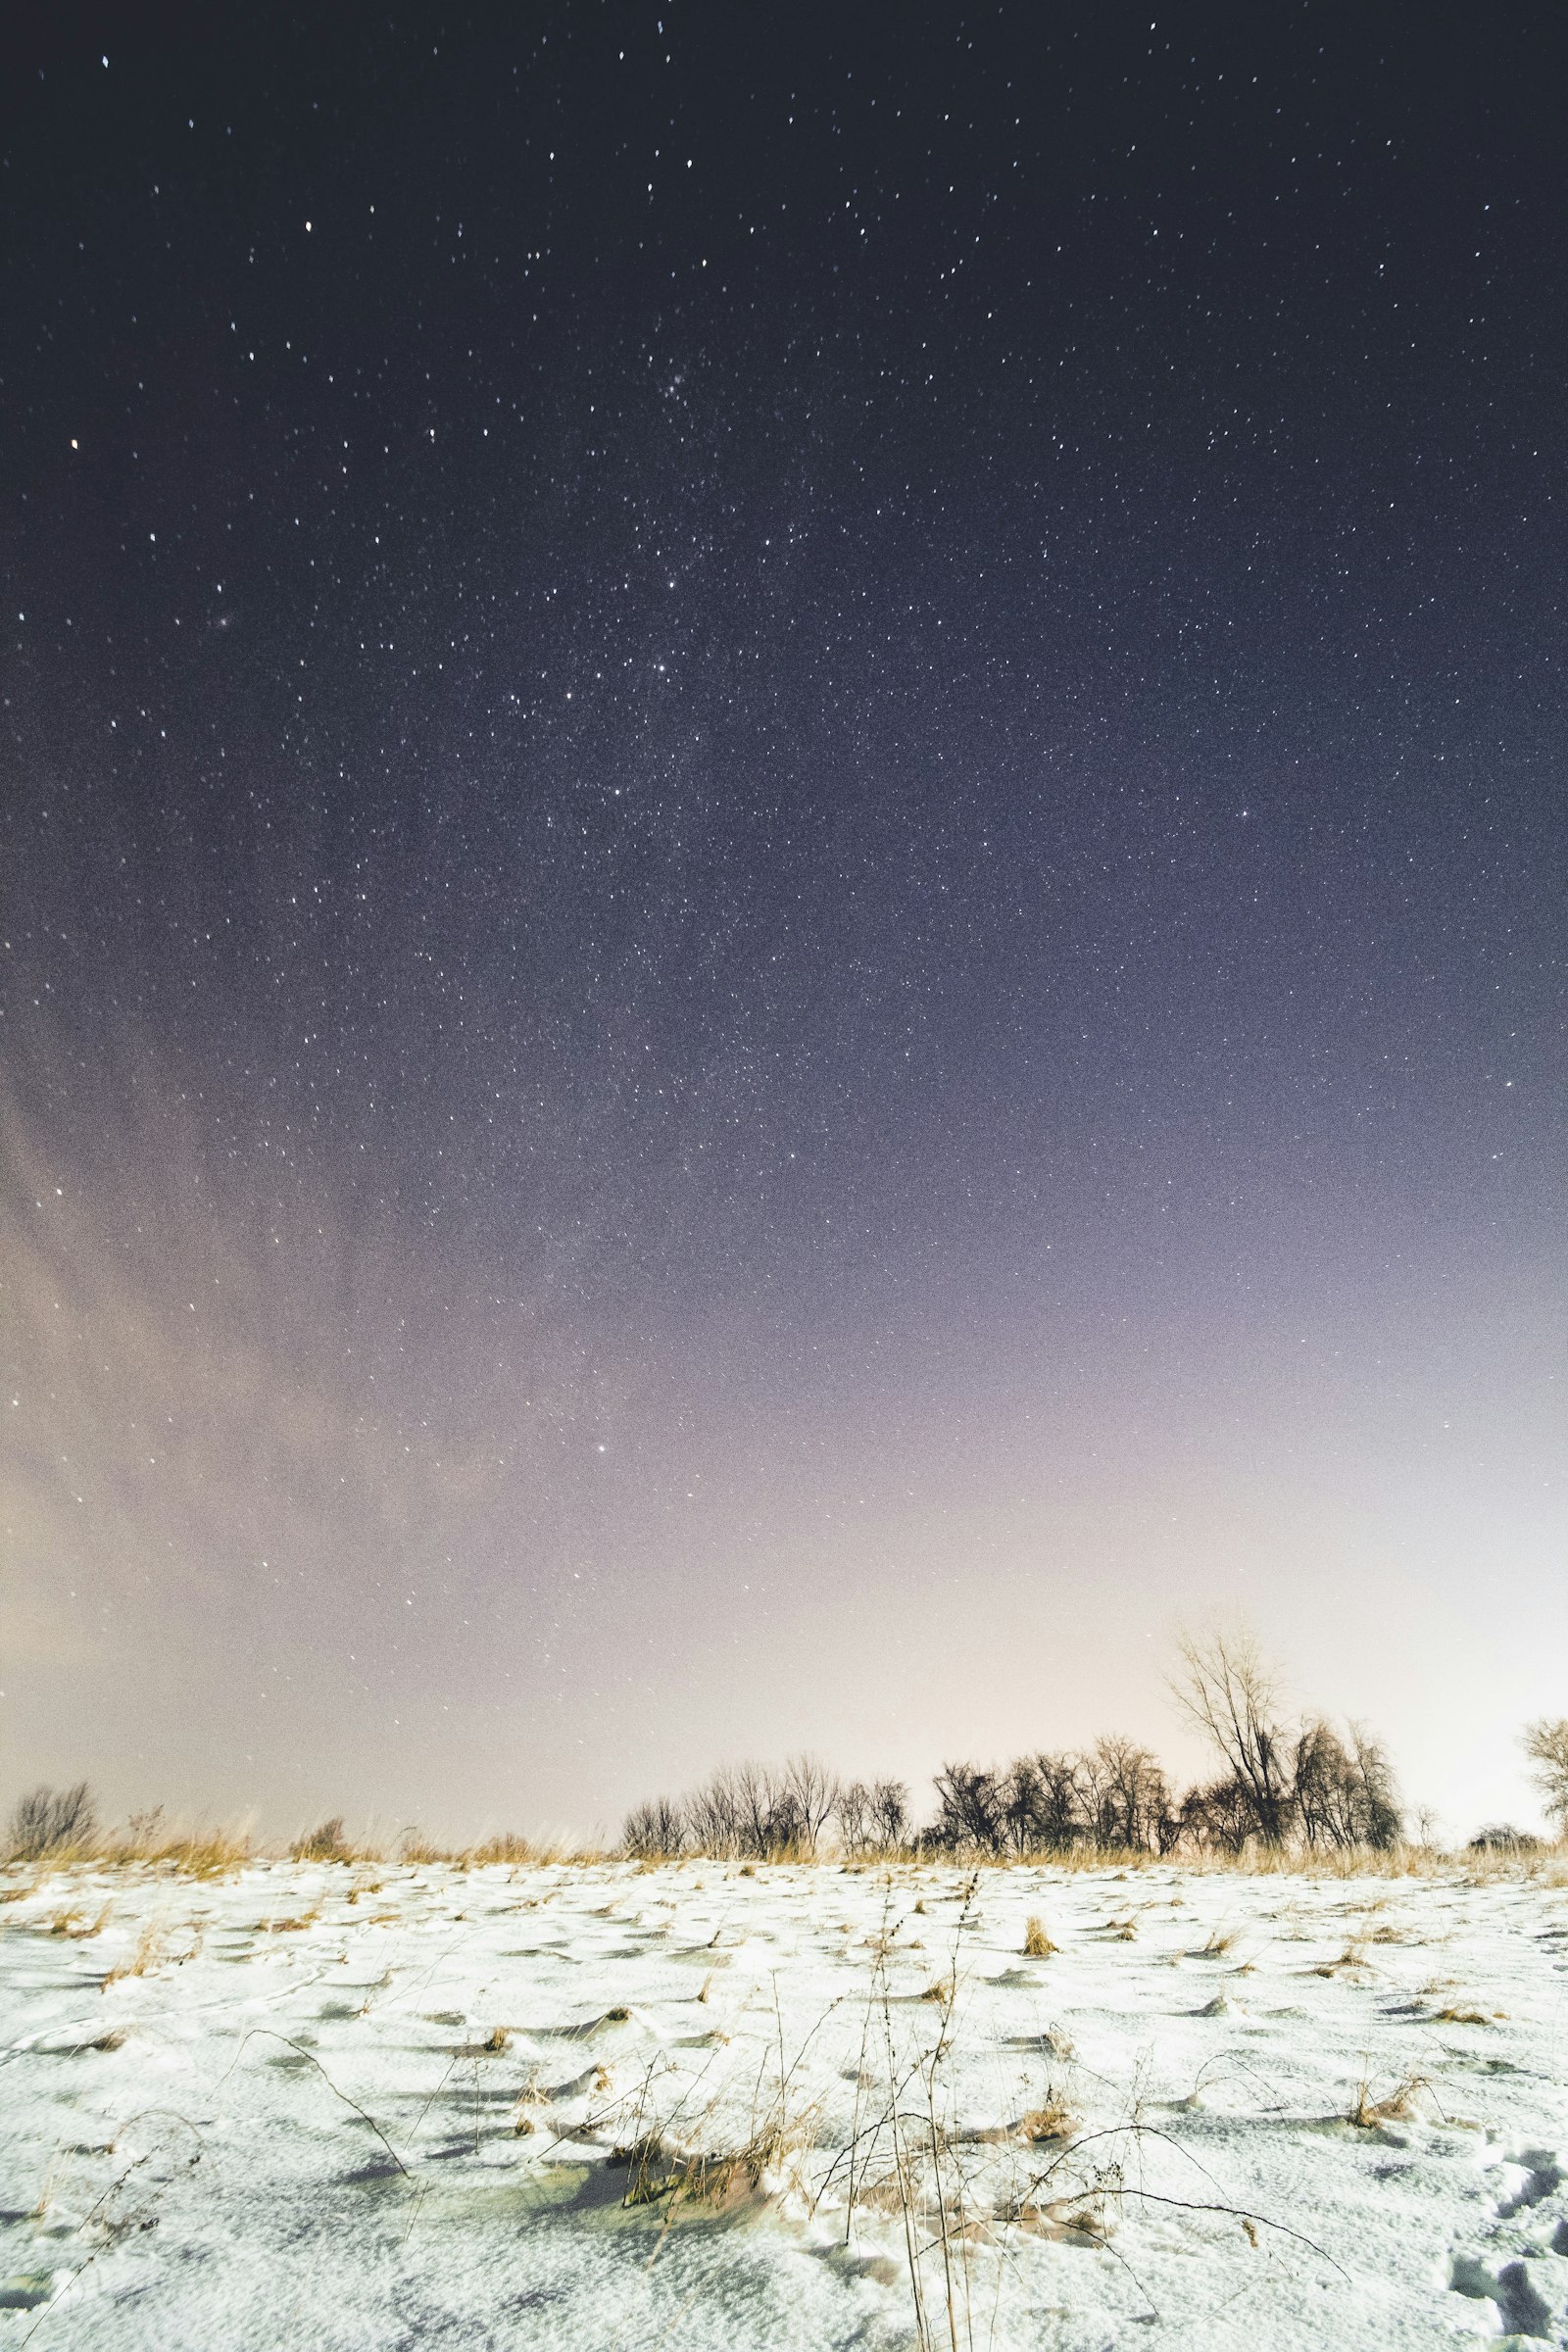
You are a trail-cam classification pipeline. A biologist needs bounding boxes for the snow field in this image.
[2,1857,1567,2348]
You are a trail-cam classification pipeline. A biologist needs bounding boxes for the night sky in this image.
[3,4,1564,1838]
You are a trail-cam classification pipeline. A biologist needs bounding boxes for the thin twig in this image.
[226,2029,410,2178]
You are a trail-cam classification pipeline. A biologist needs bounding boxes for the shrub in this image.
[292,1815,351,1862]
[1469,1824,1544,1854]
[124,1805,167,1854]
[8,1783,97,1861]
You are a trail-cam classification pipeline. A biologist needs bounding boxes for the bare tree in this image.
[1089,1737,1171,1851]
[684,1766,743,1855]
[673,1760,822,1858]
[8,1783,97,1861]
[1294,1719,1356,1849]
[1170,1629,1296,1845]
[835,1780,872,1854]
[998,1755,1046,1854]
[1294,1720,1400,1850]
[622,1796,685,1858]
[1348,1724,1401,1848]
[730,1761,782,1857]
[1025,1752,1090,1851]
[1176,1775,1254,1853]
[835,1776,909,1855]
[782,1753,840,1854]
[1523,1719,1568,1836]
[930,1763,1005,1852]
[934,1745,1170,1858]
[868,1778,909,1851]
[1075,1744,1114,1845]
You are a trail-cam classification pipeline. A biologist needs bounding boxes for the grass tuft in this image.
[1018,2099,1076,2143]
[1348,2071,1434,2129]
[103,1922,167,1984]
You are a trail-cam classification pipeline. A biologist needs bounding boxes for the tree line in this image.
[623,1635,1566,1861]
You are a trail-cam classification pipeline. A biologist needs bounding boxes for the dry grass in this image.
[163,1834,252,1877]
[1313,1941,1369,1977]
[87,1828,254,1876]
[48,1904,112,1939]
[394,1831,445,1865]
[1348,2071,1435,2129]
[103,1922,167,1984]
[466,1833,538,1866]
[840,1841,1466,1878]
[1022,1915,1056,1957]
[1018,2099,1076,2143]
[466,1836,606,1869]
[7,1825,1560,1887]
[401,1830,577,1867]
[920,1839,1568,1883]
[604,2113,816,2217]
[607,2134,674,2204]
[1,1822,616,1880]
[668,2129,794,2210]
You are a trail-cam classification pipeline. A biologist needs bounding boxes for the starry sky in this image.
[3,3,1564,1839]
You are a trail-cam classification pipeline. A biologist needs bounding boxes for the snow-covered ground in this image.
[3,1856,1567,2349]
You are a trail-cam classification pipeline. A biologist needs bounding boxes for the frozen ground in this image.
[3,1856,1567,2349]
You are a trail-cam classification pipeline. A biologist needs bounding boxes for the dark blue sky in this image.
[2,2,1563,1834]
